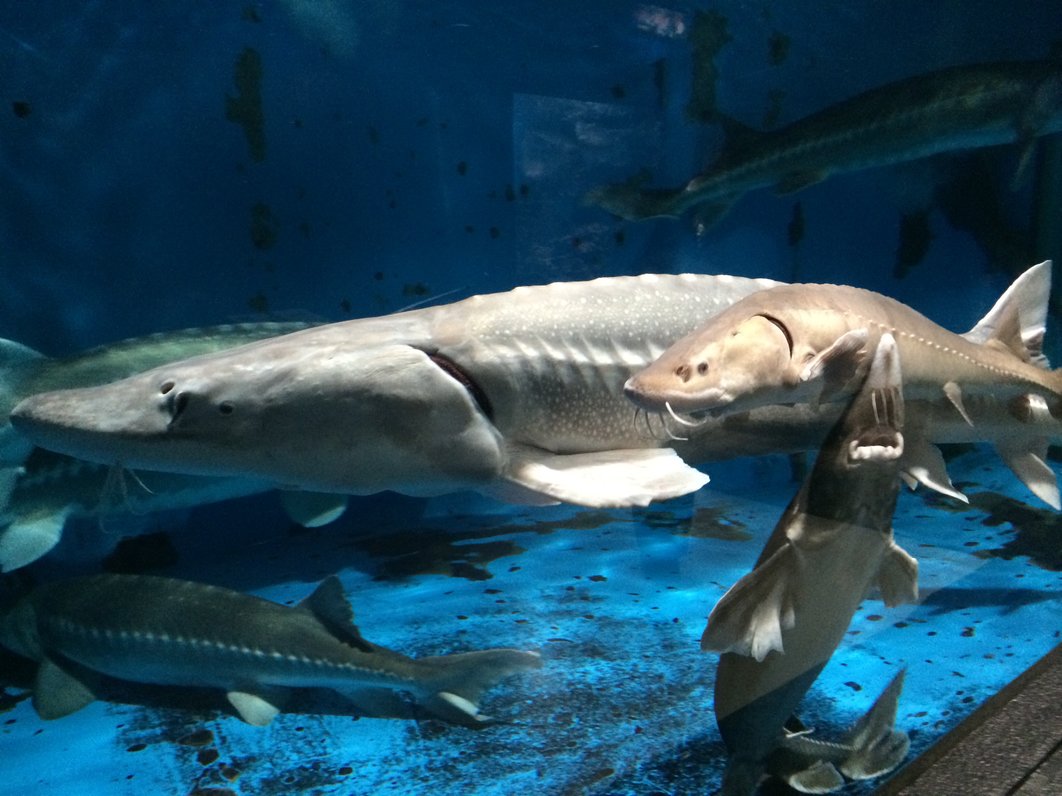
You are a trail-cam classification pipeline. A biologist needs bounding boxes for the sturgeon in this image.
[704,334,915,794]
[9,274,783,509]
[11,270,1059,512]
[0,322,348,571]
[626,261,1062,508]
[0,573,541,725]
[587,59,1062,224]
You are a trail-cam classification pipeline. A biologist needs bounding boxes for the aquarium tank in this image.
[1,2,1060,794]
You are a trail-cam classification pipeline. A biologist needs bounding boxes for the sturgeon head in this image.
[800,331,904,530]
[624,285,868,420]
[10,337,506,497]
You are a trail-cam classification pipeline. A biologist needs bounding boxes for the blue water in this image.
[2,2,1062,794]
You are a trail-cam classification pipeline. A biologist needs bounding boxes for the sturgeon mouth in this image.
[426,352,494,420]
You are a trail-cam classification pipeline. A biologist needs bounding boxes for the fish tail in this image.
[1,337,47,464]
[416,647,542,724]
[837,669,910,780]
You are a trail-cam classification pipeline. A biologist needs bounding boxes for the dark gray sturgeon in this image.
[703,334,915,794]
[0,574,541,725]
[589,60,1062,223]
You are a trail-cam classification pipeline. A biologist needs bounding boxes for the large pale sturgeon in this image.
[626,261,1062,508]
[704,335,915,794]
[8,274,783,509]
[587,60,1062,224]
[0,573,541,725]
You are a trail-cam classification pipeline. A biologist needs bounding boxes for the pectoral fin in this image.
[702,542,798,661]
[876,540,919,607]
[33,656,98,719]
[0,507,71,572]
[227,690,284,726]
[783,759,845,793]
[799,329,869,403]
[500,444,709,508]
[279,491,348,528]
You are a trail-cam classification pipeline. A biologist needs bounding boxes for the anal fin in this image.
[995,440,1060,510]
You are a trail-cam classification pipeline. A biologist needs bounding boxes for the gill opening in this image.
[425,352,494,420]
[757,314,794,356]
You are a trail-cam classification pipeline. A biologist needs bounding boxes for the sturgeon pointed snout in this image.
[10,386,165,464]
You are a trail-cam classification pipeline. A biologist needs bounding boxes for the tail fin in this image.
[1,338,47,467]
[417,648,542,724]
[838,668,909,780]
[774,669,909,790]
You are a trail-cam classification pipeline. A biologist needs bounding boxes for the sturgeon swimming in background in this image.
[587,60,1062,224]
[703,334,915,794]
[0,574,541,725]
[626,261,1062,509]
[0,322,349,572]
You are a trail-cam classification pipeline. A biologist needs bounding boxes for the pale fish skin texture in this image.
[0,573,542,726]
[10,273,782,509]
[0,322,348,572]
[587,60,1062,223]
[626,261,1062,509]
[703,334,915,794]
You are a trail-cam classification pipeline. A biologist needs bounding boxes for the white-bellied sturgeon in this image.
[626,261,1062,508]
[703,334,915,794]
[0,573,541,725]
[587,60,1062,224]
[9,274,784,508]
[0,323,349,572]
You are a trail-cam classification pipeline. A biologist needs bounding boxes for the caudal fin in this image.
[418,648,543,724]
[838,669,909,780]
[1,338,47,467]
[775,669,909,791]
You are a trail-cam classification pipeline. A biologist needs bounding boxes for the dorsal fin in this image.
[299,576,374,652]
[962,261,1051,368]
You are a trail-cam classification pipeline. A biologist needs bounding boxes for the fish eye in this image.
[696,362,708,376]
[218,401,235,416]
[160,380,175,395]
